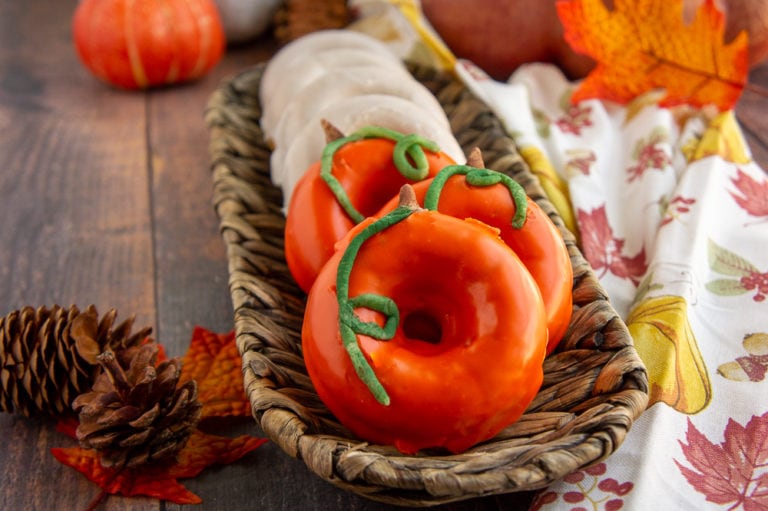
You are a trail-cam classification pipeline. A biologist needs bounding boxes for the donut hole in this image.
[402,309,443,344]
[350,216,501,357]
[386,277,479,355]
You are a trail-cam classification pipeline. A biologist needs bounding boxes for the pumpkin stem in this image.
[334,188,422,406]
[321,118,345,143]
[423,164,529,229]
[398,183,421,211]
[466,146,484,168]
[320,126,440,224]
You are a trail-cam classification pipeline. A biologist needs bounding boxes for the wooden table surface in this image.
[1,2,766,510]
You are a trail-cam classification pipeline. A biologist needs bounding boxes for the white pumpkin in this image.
[215,0,281,43]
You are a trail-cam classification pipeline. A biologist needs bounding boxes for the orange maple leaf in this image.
[557,0,749,110]
[179,327,252,418]
[52,327,266,507]
[52,430,267,505]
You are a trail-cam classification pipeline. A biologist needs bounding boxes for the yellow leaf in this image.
[687,110,751,164]
[627,295,711,414]
[519,145,580,240]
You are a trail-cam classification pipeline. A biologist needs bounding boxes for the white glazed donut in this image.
[276,94,466,209]
[261,48,406,142]
[268,65,450,185]
[272,64,448,148]
[260,36,403,141]
[261,29,397,104]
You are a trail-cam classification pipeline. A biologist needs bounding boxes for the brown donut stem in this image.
[321,118,345,143]
[466,146,485,168]
[398,184,422,212]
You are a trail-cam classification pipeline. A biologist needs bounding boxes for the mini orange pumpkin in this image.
[72,0,226,89]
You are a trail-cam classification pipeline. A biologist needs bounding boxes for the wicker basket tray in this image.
[205,61,649,507]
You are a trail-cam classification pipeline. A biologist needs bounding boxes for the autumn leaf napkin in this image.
[350,0,768,509]
[487,61,768,510]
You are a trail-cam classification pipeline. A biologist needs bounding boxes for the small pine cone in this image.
[273,0,350,45]
[74,342,202,469]
[0,305,151,418]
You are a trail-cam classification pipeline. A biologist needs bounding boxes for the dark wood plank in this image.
[147,39,280,510]
[0,1,158,510]
[0,2,156,325]
[144,45,273,357]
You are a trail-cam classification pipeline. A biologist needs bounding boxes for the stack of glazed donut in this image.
[257,29,573,455]
[259,29,466,208]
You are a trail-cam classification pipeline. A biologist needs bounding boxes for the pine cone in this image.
[73,342,202,468]
[273,0,350,45]
[0,304,150,418]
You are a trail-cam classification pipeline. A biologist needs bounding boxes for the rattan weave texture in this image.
[205,62,649,507]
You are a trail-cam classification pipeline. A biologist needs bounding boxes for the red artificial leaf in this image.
[577,205,648,284]
[52,431,266,505]
[56,415,79,439]
[179,327,252,418]
[557,0,749,110]
[730,168,768,220]
[675,412,768,508]
[168,429,267,479]
[51,447,201,504]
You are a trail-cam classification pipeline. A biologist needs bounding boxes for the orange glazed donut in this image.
[376,163,573,352]
[301,186,548,454]
[284,126,456,292]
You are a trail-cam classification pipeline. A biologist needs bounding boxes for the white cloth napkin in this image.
[457,58,768,510]
[349,2,768,508]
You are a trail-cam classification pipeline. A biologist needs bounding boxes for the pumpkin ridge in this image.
[124,0,149,88]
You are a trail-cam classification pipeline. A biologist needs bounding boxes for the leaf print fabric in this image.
[660,195,696,227]
[564,149,596,177]
[450,59,768,510]
[626,128,672,182]
[729,169,768,221]
[345,2,768,509]
[577,205,648,285]
[718,333,768,382]
[555,100,593,136]
[682,111,752,164]
[532,463,635,510]
[675,413,768,509]
[707,240,768,302]
[629,293,712,413]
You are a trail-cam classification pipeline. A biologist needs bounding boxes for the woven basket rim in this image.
[205,60,649,507]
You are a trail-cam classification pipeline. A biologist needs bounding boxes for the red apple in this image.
[420,0,595,80]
